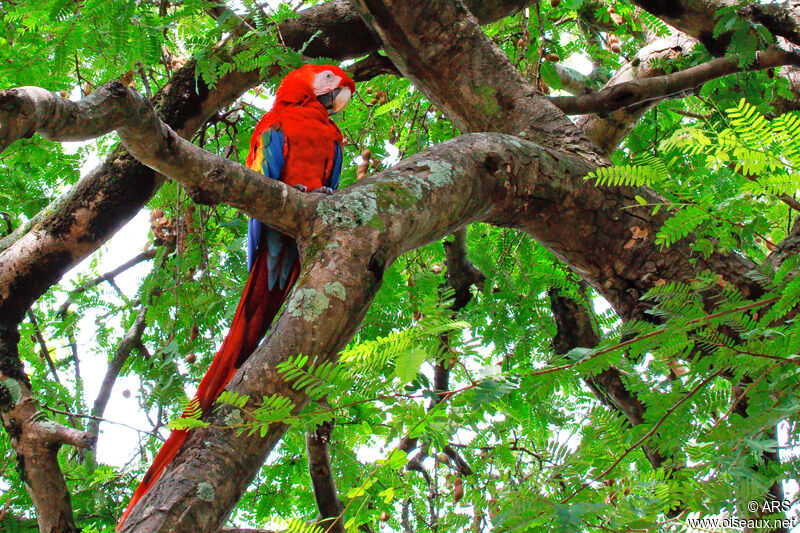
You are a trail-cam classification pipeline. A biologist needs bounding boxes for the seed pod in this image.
[611,42,622,53]
[357,161,369,180]
[122,389,131,398]
[119,70,135,88]
[550,0,561,6]
[453,477,464,504]
[538,79,551,94]
[185,353,197,364]
[357,149,371,181]
[380,511,390,522]
[610,12,623,25]
[170,55,186,71]
[545,53,560,62]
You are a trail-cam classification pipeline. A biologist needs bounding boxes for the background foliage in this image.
[0,0,798,531]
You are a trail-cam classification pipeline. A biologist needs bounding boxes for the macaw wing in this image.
[328,141,343,191]
[247,127,285,272]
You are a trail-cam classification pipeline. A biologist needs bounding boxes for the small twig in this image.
[42,405,163,441]
[66,328,83,400]
[0,498,11,522]
[58,249,156,317]
[560,368,727,503]
[27,310,61,385]
[708,363,780,433]
[528,296,783,378]
[136,62,152,98]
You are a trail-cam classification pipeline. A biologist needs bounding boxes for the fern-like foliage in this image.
[167,397,209,431]
[593,101,800,251]
[585,164,663,188]
[277,354,356,401]
[340,314,467,371]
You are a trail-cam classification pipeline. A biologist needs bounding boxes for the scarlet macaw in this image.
[117,64,355,530]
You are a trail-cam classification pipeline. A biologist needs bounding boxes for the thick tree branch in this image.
[551,46,800,115]
[348,53,401,82]
[0,2,542,529]
[306,418,344,532]
[117,132,605,532]
[632,0,800,54]
[0,84,310,238]
[552,63,597,95]
[354,0,762,318]
[1,0,792,529]
[577,33,699,156]
[111,0,783,527]
[278,0,533,60]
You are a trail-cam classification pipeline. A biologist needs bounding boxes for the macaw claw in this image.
[311,186,334,195]
[292,184,308,192]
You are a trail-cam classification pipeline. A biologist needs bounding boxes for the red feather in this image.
[117,64,353,530]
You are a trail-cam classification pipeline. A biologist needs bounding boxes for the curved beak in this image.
[317,87,352,114]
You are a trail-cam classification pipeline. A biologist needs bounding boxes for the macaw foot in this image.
[311,186,334,195]
[292,184,308,192]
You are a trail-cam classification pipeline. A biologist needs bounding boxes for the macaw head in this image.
[275,64,356,114]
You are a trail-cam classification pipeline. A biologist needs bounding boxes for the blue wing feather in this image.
[247,128,285,272]
[328,141,343,190]
[246,217,262,272]
[246,132,337,289]
[262,129,285,180]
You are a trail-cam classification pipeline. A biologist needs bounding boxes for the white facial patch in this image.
[312,71,342,96]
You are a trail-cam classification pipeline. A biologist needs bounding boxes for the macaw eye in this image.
[326,72,333,79]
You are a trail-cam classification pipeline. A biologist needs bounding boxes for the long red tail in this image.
[117,241,299,530]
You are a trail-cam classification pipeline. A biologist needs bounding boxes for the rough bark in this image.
[577,33,699,156]
[355,0,762,318]
[0,1,544,527]
[306,419,344,532]
[632,0,800,54]
[552,46,800,116]
[279,0,532,60]
[2,0,797,529]
[94,0,781,528]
